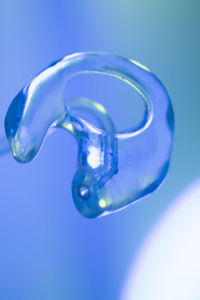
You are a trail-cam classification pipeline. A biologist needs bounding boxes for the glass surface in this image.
[4,52,174,218]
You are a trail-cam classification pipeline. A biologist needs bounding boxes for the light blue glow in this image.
[121,179,200,300]
[4,52,174,218]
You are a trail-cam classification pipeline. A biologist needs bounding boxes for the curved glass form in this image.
[4,52,174,218]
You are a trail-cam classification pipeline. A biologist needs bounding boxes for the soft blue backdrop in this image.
[0,1,199,299]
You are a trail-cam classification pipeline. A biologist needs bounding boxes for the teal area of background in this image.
[0,0,199,299]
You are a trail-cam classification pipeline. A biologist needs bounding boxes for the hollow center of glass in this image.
[65,73,149,135]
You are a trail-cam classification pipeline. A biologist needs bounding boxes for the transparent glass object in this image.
[4,52,174,218]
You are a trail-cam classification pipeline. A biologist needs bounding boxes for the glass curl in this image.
[3,52,174,218]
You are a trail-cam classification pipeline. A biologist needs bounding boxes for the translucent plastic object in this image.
[4,52,174,218]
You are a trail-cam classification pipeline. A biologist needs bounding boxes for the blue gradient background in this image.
[0,1,199,299]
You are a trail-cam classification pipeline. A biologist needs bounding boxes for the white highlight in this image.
[87,146,101,169]
[121,179,200,300]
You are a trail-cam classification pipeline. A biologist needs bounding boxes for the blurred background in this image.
[0,0,199,299]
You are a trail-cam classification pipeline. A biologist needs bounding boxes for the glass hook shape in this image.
[4,52,174,218]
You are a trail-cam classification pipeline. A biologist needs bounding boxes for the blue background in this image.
[0,1,199,299]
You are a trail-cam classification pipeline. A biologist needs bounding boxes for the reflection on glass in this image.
[4,52,174,218]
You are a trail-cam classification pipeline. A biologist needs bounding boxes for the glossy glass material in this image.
[4,52,174,218]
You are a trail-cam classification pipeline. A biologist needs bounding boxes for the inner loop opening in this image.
[63,71,152,139]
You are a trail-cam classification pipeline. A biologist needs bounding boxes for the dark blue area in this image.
[167,101,175,133]
[4,86,27,140]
